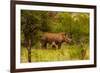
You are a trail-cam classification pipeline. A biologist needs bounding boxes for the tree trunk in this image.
[28,48,31,62]
[28,39,31,62]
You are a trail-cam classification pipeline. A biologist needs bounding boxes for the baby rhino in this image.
[40,32,72,49]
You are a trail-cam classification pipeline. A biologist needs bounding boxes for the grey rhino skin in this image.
[40,32,72,49]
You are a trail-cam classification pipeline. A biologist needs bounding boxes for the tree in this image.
[21,10,41,62]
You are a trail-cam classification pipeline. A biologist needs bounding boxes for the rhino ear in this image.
[65,33,71,38]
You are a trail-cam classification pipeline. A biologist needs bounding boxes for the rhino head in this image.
[62,33,73,44]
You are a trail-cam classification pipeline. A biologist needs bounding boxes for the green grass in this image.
[21,43,89,63]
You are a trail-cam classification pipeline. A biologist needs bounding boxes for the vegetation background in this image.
[21,10,90,63]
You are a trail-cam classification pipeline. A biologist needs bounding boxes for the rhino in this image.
[40,32,72,49]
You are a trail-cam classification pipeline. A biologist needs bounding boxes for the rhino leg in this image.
[40,40,47,49]
[52,42,57,48]
[54,42,61,49]
[43,42,47,49]
[57,42,61,49]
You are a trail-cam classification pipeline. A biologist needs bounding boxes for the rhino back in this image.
[43,32,65,42]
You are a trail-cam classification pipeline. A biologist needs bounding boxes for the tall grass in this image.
[21,43,89,63]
